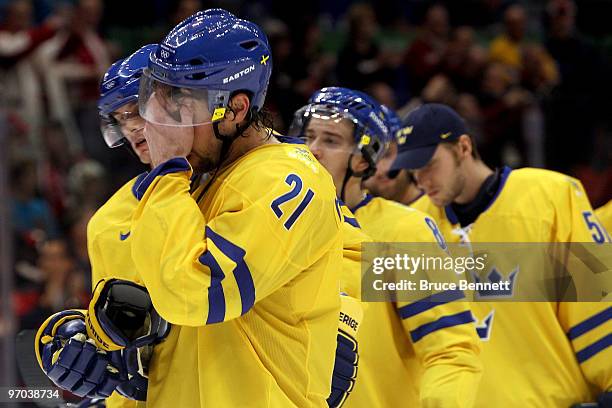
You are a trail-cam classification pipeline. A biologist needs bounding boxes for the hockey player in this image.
[36,9,346,407]
[294,87,482,408]
[389,103,612,407]
[362,106,424,205]
[35,44,159,408]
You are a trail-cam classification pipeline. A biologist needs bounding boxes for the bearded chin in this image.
[187,152,219,175]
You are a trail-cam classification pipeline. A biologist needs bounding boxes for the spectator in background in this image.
[36,0,110,160]
[403,3,449,94]
[489,4,559,96]
[489,4,528,69]
[477,62,531,167]
[520,43,559,95]
[39,122,73,221]
[20,238,89,330]
[397,73,457,118]
[0,0,67,153]
[10,157,58,239]
[366,81,397,108]
[66,206,95,288]
[441,26,487,94]
[336,3,385,90]
[544,0,607,172]
[65,159,108,211]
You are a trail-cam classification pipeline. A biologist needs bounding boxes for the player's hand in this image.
[35,310,126,398]
[87,278,170,352]
[143,92,195,167]
[114,346,151,401]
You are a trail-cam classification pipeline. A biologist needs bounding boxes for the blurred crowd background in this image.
[1,0,611,390]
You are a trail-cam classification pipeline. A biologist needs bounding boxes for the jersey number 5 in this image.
[271,174,315,230]
[582,211,610,244]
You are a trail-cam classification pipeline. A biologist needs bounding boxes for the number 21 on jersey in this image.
[271,174,315,230]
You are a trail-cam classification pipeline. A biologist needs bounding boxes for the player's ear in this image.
[226,93,251,125]
[457,134,472,159]
[352,154,370,174]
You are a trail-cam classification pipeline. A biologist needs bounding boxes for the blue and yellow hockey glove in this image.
[35,309,126,398]
[327,294,363,408]
[86,278,170,352]
[86,278,171,401]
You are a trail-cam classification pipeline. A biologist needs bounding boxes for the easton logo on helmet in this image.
[223,65,255,84]
[369,111,389,135]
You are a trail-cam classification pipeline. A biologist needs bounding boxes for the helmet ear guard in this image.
[355,133,381,180]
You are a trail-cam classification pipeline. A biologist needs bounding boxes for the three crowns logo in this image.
[396,125,413,144]
[471,267,519,299]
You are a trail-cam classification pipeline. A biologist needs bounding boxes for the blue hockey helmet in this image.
[380,104,402,142]
[294,87,391,167]
[98,44,156,148]
[139,9,272,127]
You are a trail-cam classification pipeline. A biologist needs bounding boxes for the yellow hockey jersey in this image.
[126,140,343,408]
[346,194,482,408]
[87,174,148,408]
[339,203,370,298]
[411,167,612,407]
[88,173,147,287]
[595,200,612,237]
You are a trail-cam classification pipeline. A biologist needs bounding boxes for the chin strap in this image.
[194,107,254,203]
[340,152,377,202]
[339,154,354,203]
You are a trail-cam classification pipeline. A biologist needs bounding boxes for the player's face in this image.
[189,123,224,174]
[363,142,411,199]
[112,102,151,164]
[413,144,465,207]
[304,117,355,193]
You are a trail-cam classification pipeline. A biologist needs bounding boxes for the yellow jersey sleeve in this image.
[393,213,482,408]
[87,173,146,286]
[558,303,612,392]
[356,198,482,407]
[129,157,342,327]
[550,176,611,243]
[339,203,370,298]
[595,200,612,236]
[550,177,611,392]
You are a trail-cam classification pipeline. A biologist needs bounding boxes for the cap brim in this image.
[387,169,400,179]
[390,144,437,171]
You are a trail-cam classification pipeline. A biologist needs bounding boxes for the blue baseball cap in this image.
[389,103,467,170]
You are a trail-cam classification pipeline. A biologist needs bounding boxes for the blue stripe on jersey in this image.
[410,310,474,343]
[198,251,226,324]
[343,216,360,228]
[575,333,612,363]
[135,157,191,199]
[351,194,374,214]
[397,289,466,319]
[131,172,148,199]
[206,227,256,316]
[444,206,459,225]
[276,135,305,145]
[567,307,611,340]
